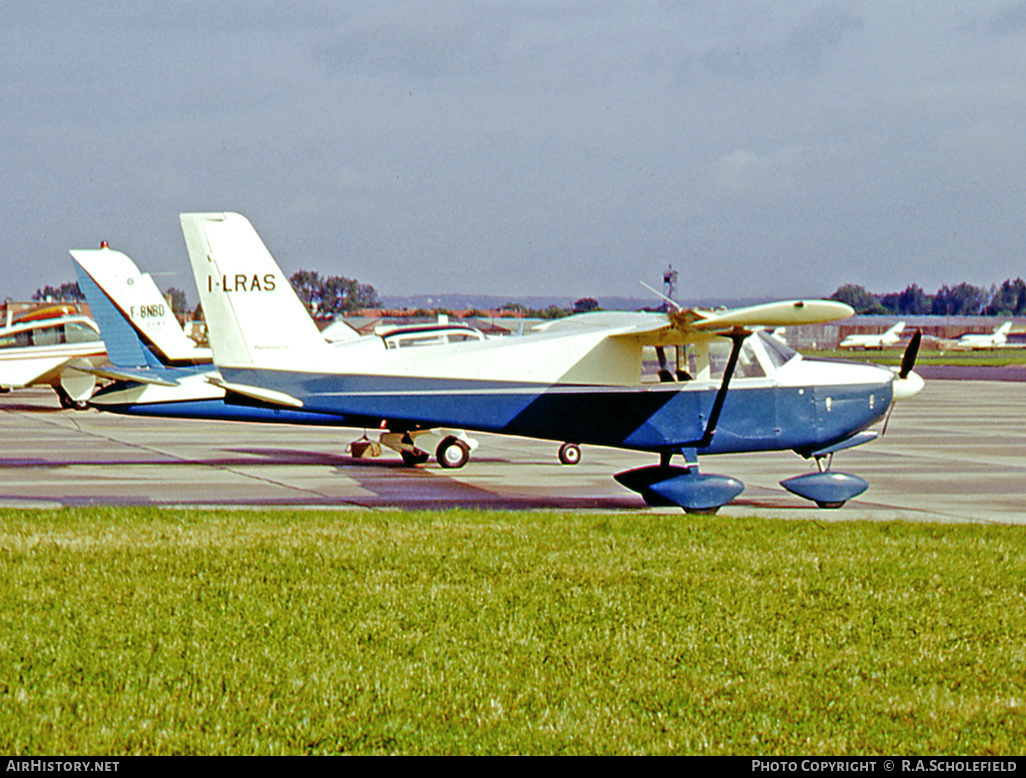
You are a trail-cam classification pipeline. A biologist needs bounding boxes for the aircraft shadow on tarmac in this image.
[0,401,69,414]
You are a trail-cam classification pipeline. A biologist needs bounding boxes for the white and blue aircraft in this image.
[840,321,906,349]
[71,244,479,464]
[181,212,925,513]
[956,321,1013,350]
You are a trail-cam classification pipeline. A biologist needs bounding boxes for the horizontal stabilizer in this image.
[76,365,181,387]
[207,376,304,408]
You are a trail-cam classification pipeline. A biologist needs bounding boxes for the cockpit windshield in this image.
[701,331,799,381]
[645,330,800,384]
[756,330,798,369]
[707,338,765,379]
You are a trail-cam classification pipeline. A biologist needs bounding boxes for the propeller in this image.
[899,329,921,379]
[882,329,924,435]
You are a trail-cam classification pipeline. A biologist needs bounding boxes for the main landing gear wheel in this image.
[558,443,581,465]
[436,436,471,469]
[400,449,430,466]
[54,386,88,411]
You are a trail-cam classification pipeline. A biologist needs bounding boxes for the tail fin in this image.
[70,247,211,368]
[181,212,331,369]
[890,321,906,336]
[997,322,1013,335]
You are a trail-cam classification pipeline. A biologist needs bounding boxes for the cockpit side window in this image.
[65,322,101,344]
[33,325,62,346]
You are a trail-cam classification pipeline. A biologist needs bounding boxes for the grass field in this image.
[2,507,1024,755]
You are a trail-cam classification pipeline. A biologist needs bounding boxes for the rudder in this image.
[181,212,331,369]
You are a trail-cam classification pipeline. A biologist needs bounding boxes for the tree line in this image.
[495,298,601,319]
[32,282,192,317]
[830,280,1026,317]
[30,271,383,319]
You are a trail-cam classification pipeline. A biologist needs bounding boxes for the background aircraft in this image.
[840,321,906,349]
[0,304,106,408]
[183,212,925,513]
[956,321,1012,349]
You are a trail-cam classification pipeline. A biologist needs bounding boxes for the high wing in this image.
[531,300,852,347]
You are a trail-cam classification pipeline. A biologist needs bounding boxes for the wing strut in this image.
[687,327,749,450]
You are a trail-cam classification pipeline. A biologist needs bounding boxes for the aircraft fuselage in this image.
[216,361,892,456]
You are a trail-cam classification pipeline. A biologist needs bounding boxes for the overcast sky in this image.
[4,1,1026,306]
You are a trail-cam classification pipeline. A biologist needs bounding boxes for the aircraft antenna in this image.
[663,264,678,302]
[639,280,681,312]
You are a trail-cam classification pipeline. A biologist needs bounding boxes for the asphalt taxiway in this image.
[1,381,1024,523]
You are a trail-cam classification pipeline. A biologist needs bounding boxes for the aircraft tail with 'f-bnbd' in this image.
[181,212,334,374]
[71,246,211,372]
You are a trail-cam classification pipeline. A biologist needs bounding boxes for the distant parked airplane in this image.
[956,321,1013,350]
[0,304,106,408]
[840,321,906,350]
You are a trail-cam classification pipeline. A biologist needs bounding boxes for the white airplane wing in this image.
[609,300,851,346]
[536,301,852,345]
[0,354,73,388]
